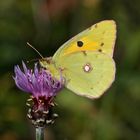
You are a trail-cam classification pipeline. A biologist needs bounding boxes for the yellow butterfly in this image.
[40,20,116,99]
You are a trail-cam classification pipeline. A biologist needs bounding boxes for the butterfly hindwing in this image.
[54,51,115,98]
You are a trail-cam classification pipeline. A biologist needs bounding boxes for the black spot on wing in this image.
[100,42,104,46]
[77,41,83,47]
[95,24,98,28]
[98,49,102,52]
[82,51,87,56]
[89,26,92,30]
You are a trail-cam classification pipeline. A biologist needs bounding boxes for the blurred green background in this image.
[0,0,140,140]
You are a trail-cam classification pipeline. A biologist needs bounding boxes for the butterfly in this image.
[40,20,116,99]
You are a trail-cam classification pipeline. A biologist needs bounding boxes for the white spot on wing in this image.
[83,63,92,73]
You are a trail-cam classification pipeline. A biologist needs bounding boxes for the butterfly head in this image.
[39,57,53,69]
[39,57,60,79]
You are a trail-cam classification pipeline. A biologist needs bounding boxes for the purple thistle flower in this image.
[13,61,64,127]
[13,61,63,99]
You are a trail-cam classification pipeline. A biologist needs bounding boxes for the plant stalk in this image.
[36,127,44,140]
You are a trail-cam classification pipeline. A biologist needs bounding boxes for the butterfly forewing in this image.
[53,20,116,60]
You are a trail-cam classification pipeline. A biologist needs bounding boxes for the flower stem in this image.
[36,127,44,140]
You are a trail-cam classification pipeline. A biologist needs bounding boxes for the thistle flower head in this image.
[13,61,64,127]
[13,61,63,99]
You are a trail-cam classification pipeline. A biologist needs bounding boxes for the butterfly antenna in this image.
[27,42,44,59]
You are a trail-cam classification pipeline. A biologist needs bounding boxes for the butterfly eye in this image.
[77,41,83,47]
